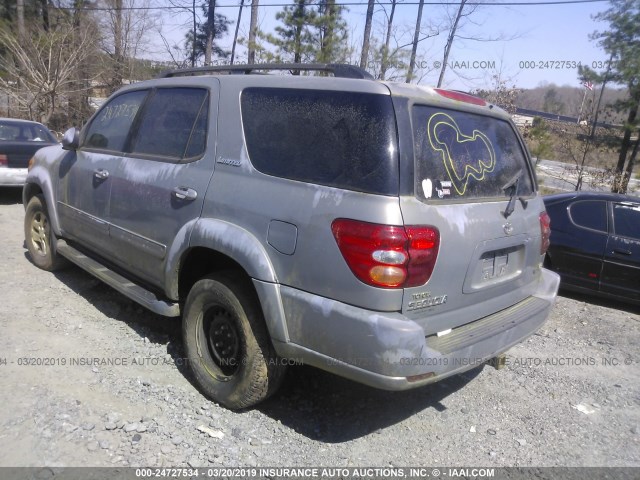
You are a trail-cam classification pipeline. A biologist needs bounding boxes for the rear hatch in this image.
[0,141,52,168]
[397,94,543,335]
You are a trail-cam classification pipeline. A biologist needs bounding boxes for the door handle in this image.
[613,249,632,256]
[94,169,109,180]
[172,186,198,201]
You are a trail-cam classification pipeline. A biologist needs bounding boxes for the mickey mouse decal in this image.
[426,112,496,196]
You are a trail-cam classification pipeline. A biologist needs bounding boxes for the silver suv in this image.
[23,64,560,409]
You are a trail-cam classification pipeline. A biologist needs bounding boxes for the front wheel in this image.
[182,272,286,409]
[24,195,67,271]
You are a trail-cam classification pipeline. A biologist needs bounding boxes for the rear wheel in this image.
[182,272,286,409]
[24,195,66,271]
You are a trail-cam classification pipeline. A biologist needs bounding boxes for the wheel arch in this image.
[23,173,61,236]
[165,219,288,343]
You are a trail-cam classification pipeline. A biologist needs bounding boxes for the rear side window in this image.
[241,88,399,195]
[131,88,209,160]
[569,200,607,232]
[0,122,55,142]
[412,106,533,201]
[612,203,640,239]
[84,90,148,152]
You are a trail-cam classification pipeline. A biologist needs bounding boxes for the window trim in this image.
[410,103,536,204]
[239,87,400,196]
[80,89,149,155]
[567,199,609,234]
[610,201,640,240]
[80,86,210,164]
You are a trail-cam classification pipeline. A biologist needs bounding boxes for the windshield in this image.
[412,105,533,201]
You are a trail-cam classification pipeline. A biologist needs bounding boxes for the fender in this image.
[23,166,62,237]
[163,218,289,342]
[187,218,278,283]
[163,217,279,297]
[23,145,71,238]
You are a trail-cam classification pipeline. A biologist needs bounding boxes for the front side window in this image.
[612,202,640,239]
[241,88,399,195]
[83,90,148,152]
[412,106,533,201]
[131,88,209,160]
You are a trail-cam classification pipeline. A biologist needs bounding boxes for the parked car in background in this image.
[0,118,58,186]
[544,192,640,304]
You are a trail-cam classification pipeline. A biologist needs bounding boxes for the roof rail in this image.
[157,63,374,80]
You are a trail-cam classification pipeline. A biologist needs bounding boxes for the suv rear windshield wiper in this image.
[502,169,528,218]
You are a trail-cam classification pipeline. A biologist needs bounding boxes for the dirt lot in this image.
[0,188,638,468]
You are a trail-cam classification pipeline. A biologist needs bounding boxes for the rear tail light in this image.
[540,211,551,255]
[331,219,440,289]
[0,154,7,167]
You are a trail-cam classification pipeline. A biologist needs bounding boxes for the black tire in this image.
[182,272,286,409]
[24,195,67,271]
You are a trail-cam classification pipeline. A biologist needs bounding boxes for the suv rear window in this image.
[412,106,533,201]
[241,88,399,195]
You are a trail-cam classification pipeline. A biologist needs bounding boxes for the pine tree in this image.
[267,0,349,67]
[187,0,231,65]
[267,0,317,67]
[314,0,348,64]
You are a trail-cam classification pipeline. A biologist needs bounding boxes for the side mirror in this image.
[61,127,79,151]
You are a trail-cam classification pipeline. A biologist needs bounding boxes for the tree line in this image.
[0,0,637,193]
[0,0,511,128]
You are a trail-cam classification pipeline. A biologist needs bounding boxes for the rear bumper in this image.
[0,167,28,186]
[271,268,560,390]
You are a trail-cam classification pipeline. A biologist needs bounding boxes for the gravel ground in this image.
[0,188,639,468]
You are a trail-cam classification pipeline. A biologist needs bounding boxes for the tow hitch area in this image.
[489,353,507,370]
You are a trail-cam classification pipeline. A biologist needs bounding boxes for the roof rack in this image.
[157,63,374,80]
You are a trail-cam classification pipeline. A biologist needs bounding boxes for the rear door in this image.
[546,199,608,290]
[601,201,640,301]
[398,102,541,334]
[106,86,216,289]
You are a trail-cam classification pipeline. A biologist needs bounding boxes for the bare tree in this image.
[406,0,425,83]
[204,0,217,65]
[16,0,25,39]
[113,0,123,87]
[0,20,97,123]
[163,0,199,66]
[359,0,374,69]
[231,0,245,64]
[248,0,259,63]
[436,0,466,87]
[436,0,517,87]
[378,0,398,80]
[39,0,49,30]
[98,0,160,92]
